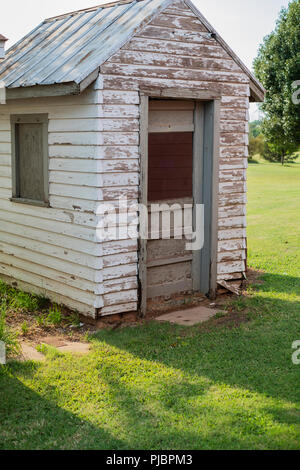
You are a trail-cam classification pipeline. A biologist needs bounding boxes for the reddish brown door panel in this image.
[149,132,194,145]
[148,132,193,202]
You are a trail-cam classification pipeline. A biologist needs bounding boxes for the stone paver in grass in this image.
[19,337,90,361]
[20,343,45,362]
[155,306,222,326]
[41,336,90,355]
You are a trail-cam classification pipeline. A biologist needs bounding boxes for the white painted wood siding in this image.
[99,0,249,313]
[0,0,249,317]
[0,87,108,317]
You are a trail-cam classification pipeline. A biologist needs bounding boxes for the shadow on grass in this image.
[88,332,300,449]
[0,362,125,450]
[92,358,287,450]
[80,268,300,447]
[1,268,299,450]
[93,270,300,410]
[95,365,214,449]
[2,356,268,449]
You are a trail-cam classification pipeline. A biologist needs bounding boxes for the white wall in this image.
[0,84,105,316]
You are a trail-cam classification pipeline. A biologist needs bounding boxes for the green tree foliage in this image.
[249,120,263,138]
[254,0,300,164]
[249,134,265,159]
[249,119,298,162]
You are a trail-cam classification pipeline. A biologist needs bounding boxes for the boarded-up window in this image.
[11,114,48,205]
[148,100,194,202]
[148,132,193,202]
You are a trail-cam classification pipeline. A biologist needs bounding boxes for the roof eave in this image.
[249,81,265,103]
[6,82,80,100]
[5,68,99,100]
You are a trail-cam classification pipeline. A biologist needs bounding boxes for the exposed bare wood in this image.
[0,1,251,316]
[218,279,241,295]
[139,94,149,316]
[140,87,221,100]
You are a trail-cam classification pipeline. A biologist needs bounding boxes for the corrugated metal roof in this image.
[0,0,265,101]
[0,0,171,89]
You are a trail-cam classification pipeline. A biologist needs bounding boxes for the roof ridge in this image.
[44,0,143,22]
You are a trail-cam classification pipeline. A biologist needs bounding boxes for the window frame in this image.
[10,113,49,207]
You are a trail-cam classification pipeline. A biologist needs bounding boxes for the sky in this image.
[1,0,291,120]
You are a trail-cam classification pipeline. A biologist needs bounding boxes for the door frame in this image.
[139,88,221,317]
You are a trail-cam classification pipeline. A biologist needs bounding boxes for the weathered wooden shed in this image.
[0,0,265,318]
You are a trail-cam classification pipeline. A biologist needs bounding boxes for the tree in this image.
[254,0,300,164]
[249,134,265,159]
[249,120,263,139]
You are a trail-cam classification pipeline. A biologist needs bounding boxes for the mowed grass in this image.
[0,162,300,450]
[247,160,300,278]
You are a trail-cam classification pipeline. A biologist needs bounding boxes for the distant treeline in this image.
[249,120,299,164]
[252,0,300,165]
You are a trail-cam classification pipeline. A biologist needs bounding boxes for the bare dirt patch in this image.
[244,268,265,288]
[6,306,95,345]
[5,271,264,344]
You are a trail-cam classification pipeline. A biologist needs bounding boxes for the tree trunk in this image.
[281,154,285,166]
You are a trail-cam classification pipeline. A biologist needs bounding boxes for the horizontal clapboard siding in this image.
[0,0,249,316]
[99,0,249,311]
[0,86,109,316]
[0,79,140,315]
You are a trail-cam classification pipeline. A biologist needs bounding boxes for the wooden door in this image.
[147,100,195,299]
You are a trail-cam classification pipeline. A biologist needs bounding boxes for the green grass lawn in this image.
[0,162,300,450]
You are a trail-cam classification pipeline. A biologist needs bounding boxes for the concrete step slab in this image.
[155,306,222,326]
